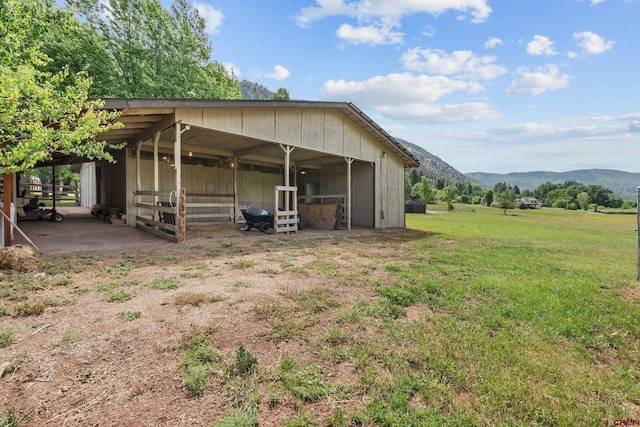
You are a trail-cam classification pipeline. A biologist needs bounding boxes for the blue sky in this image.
[189,0,639,174]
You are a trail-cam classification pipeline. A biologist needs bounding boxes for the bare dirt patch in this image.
[0,228,428,426]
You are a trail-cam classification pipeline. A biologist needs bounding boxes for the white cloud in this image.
[194,2,224,34]
[526,35,557,56]
[320,73,498,123]
[295,0,492,28]
[336,23,403,45]
[484,37,502,49]
[379,102,501,123]
[422,25,436,38]
[573,31,614,55]
[401,48,507,81]
[264,65,290,81]
[505,64,571,96]
[321,73,475,105]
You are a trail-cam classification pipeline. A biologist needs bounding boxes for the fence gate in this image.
[274,185,298,234]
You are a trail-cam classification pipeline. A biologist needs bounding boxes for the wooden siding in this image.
[175,107,386,163]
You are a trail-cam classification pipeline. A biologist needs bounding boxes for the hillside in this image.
[240,80,273,100]
[395,137,471,185]
[467,169,640,199]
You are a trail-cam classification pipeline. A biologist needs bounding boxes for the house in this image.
[514,197,543,209]
[78,99,420,241]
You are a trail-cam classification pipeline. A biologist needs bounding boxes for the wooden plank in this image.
[135,203,176,214]
[186,213,230,219]
[186,192,235,198]
[135,222,178,242]
[134,190,174,197]
[185,202,234,208]
[177,188,186,243]
[135,216,177,232]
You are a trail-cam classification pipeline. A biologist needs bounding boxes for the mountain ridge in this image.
[393,138,639,199]
[466,169,640,200]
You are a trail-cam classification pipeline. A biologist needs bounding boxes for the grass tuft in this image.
[149,277,180,290]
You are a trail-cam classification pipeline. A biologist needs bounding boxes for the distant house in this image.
[515,197,543,209]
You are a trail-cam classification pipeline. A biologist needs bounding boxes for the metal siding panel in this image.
[275,108,302,145]
[387,158,400,227]
[201,108,243,133]
[243,108,275,140]
[324,109,344,153]
[301,109,324,151]
[359,131,375,160]
[176,108,204,126]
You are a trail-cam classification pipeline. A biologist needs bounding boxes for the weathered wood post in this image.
[2,173,13,247]
[177,188,186,243]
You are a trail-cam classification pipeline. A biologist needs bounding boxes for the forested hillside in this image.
[240,80,273,100]
[467,169,640,199]
[395,138,472,185]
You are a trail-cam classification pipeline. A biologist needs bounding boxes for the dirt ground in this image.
[0,223,423,426]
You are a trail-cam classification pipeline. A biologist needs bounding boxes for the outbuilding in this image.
[4,99,419,245]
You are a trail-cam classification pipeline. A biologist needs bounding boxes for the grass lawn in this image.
[398,203,640,425]
[1,203,639,426]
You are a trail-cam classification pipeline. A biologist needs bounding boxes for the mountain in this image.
[466,169,640,200]
[395,138,472,185]
[240,80,273,100]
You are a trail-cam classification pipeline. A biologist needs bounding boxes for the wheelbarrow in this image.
[241,206,274,233]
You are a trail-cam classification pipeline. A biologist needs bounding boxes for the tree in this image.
[441,185,458,211]
[420,176,434,204]
[577,192,590,211]
[65,0,241,99]
[497,189,516,215]
[0,0,122,174]
[408,168,421,185]
[587,184,612,212]
[269,87,290,100]
[484,190,494,207]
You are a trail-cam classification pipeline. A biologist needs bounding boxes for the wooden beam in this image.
[3,173,13,247]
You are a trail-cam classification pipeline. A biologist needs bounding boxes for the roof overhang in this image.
[95,98,420,168]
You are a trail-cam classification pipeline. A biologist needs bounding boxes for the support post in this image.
[136,141,142,193]
[233,156,238,223]
[291,166,301,188]
[637,186,639,280]
[177,188,186,243]
[153,131,161,220]
[3,173,13,247]
[280,145,295,211]
[345,157,354,231]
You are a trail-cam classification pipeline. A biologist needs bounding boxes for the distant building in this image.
[515,197,543,209]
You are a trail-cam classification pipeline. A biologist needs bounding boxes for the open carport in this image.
[2,99,418,248]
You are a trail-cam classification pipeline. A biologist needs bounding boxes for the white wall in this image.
[79,162,96,208]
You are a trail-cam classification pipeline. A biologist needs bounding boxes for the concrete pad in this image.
[11,207,171,255]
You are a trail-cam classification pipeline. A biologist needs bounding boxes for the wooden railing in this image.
[185,192,239,224]
[19,180,80,206]
[133,189,185,242]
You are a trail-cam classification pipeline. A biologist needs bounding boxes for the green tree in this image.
[587,184,612,211]
[408,168,421,185]
[0,0,122,174]
[484,190,494,207]
[497,189,516,215]
[269,87,290,100]
[404,172,412,201]
[66,0,241,99]
[577,192,590,211]
[440,185,458,211]
[420,176,434,204]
